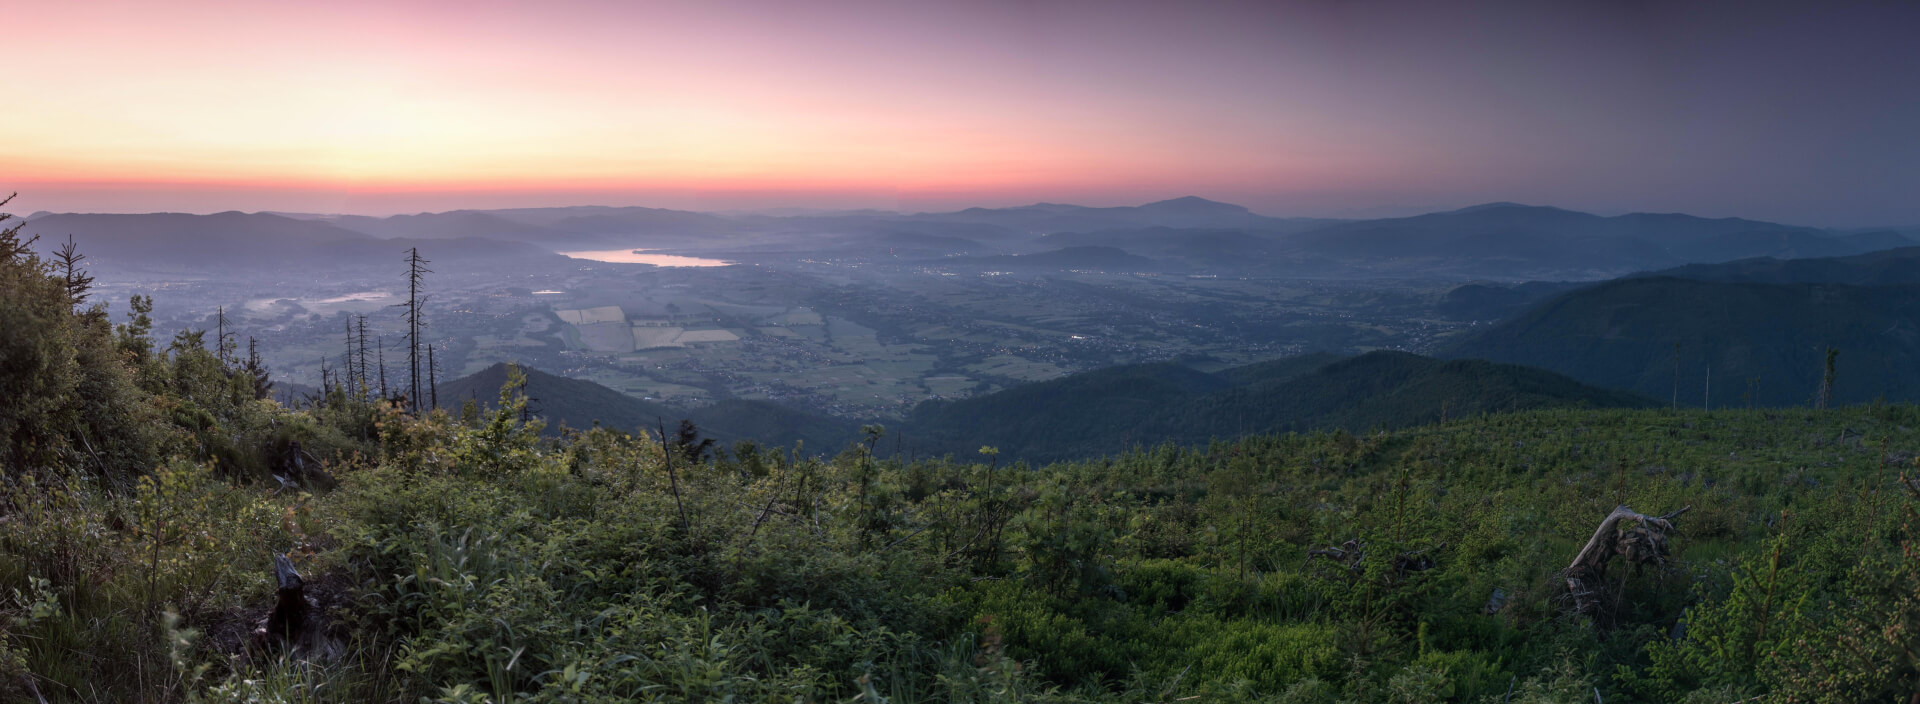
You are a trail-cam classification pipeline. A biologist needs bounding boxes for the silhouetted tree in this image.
[244,337,273,400]
[402,248,431,413]
[376,338,388,400]
[673,418,716,464]
[355,314,370,398]
[54,234,92,306]
[215,306,235,366]
[319,357,333,397]
[118,294,155,360]
[342,317,357,398]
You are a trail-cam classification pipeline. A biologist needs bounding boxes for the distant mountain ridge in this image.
[25,211,560,272]
[925,196,1310,234]
[24,199,1911,279]
[1284,202,1905,278]
[1635,245,1920,285]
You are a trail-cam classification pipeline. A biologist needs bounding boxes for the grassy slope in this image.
[320,404,1920,702]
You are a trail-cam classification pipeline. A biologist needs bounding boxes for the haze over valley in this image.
[20,197,1907,432]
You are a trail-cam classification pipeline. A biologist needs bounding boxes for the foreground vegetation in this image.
[5,205,1920,702]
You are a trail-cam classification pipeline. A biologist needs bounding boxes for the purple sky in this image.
[6,0,1919,225]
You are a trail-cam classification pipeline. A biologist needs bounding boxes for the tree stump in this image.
[250,554,342,661]
[1564,504,1689,618]
[264,554,307,642]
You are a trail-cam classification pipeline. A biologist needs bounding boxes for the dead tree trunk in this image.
[264,555,308,644]
[251,553,345,661]
[1564,504,1690,617]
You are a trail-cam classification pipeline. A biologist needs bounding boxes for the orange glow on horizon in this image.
[5,1,1411,214]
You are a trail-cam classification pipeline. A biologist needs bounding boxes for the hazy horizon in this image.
[10,194,1902,231]
[9,1,1920,226]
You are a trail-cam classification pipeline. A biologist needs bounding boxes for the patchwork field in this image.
[631,326,686,349]
[676,329,741,343]
[556,305,626,325]
[576,321,635,352]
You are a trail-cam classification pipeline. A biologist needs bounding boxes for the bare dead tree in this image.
[401,248,432,414]
[427,343,440,410]
[215,306,234,366]
[319,357,333,398]
[1816,347,1838,410]
[658,417,691,536]
[376,338,389,400]
[342,318,357,397]
[355,314,370,399]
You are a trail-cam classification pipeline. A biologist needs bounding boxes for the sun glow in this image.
[6,1,1376,213]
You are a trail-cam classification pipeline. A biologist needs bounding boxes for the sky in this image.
[7,0,1920,226]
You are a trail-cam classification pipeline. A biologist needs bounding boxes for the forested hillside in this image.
[437,350,1647,466]
[904,351,1652,463]
[4,205,1918,702]
[1640,245,1920,285]
[1446,277,1920,407]
[439,363,859,450]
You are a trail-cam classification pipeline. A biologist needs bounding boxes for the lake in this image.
[559,249,734,267]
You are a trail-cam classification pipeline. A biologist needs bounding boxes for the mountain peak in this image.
[1140,196,1248,213]
[1450,202,1542,214]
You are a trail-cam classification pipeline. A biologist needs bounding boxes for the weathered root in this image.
[1563,504,1689,618]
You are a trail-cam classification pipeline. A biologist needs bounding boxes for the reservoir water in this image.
[559,249,733,267]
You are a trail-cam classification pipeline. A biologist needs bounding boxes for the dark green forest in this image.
[4,204,1919,703]
[438,363,854,452]
[904,351,1653,463]
[440,348,1652,467]
[1447,277,1920,408]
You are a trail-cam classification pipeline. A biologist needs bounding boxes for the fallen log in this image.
[1306,539,1365,572]
[1306,539,1446,579]
[1564,504,1689,618]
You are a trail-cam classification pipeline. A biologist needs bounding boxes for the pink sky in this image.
[7,1,1919,224]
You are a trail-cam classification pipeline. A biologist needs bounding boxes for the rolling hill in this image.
[436,363,859,450]
[932,246,1161,272]
[1282,203,1908,279]
[435,351,1646,466]
[901,351,1651,463]
[916,196,1329,234]
[26,211,563,272]
[328,210,564,242]
[55,199,1906,281]
[1638,245,1920,285]
[1444,276,1920,407]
